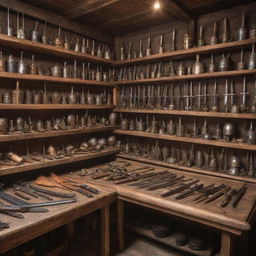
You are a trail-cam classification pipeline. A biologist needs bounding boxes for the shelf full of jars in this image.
[0,7,114,65]
[116,136,256,183]
[0,133,119,177]
[116,11,256,65]
[113,10,256,184]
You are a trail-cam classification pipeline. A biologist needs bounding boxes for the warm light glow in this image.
[153,1,161,10]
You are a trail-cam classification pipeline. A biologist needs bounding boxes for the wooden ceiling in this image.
[22,0,253,36]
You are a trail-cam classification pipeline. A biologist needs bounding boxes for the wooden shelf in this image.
[117,154,256,184]
[0,104,114,110]
[114,129,256,151]
[0,33,114,65]
[115,69,256,85]
[115,38,256,66]
[114,108,256,119]
[0,71,114,87]
[0,147,119,176]
[0,126,115,142]
[127,225,213,256]
[45,243,68,256]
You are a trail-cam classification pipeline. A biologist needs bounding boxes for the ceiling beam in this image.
[68,0,122,18]
[0,0,113,44]
[165,0,193,20]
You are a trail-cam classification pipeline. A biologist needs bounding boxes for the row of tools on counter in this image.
[0,112,114,135]
[120,12,256,60]
[0,85,113,105]
[118,115,256,144]
[118,47,256,81]
[118,78,256,113]
[119,140,255,177]
[1,52,114,81]
[3,8,112,59]
[81,161,247,207]
[0,173,101,229]
[0,135,117,167]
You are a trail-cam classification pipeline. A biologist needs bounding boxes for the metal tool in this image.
[197,25,204,47]
[204,186,230,204]
[146,37,151,56]
[238,12,248,41]
[42,21,47,44]
[7,8,13,36]
[232,184,247,208]
[209,22,218,45]
[161,180,199,197]
[175,183,204,200]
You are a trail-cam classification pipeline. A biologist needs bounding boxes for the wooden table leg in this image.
[101,206,110,256]
[220,231,235,256]
[117,199,124,252]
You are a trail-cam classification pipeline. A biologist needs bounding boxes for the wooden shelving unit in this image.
[0,104,114,110]
[0,34,114,65]
[117,153,256,184]
[0,126,115,142]
[115,69,256,85]
[127,225,213,256]
[0,71,114,87]
[0,147,119,176]
[45,243,68,256]
[115,38,256,65]
[114,108,256,119]
[114,129,256,151]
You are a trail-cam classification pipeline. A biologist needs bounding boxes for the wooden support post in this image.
[117,199,125,251]
[113,86,120,106]
[220,231,235,256]
[101,206,110,256]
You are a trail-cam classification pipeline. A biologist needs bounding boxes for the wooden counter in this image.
[0,177,116,256]
[76,159,256,256]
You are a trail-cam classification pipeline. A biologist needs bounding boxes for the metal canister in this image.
[3,91,11,104]
[51,63,61,77]
[120,118,129,130]
[177,63,185,76]
[249,28,256,39]
[238,12,248,41]
[6,55,15,73]
[63,62,68,78]
[109,112,117,126]
[208,54,216,73]
[16,117,24,132]
[95,94,102,105]
[218,54,230,72]
[0,118,8,134]
[183,32,193,49]
[33,91,42,104]
[17,51,26,74]
[68,87,76,104]
[31,21,40,42]
[209,22,218,45]
[192,54,204,74]
[51,91,60,104]
[87,91,94,105]
[66,114,76,129]
[25,89,32,104]
[248,44,256,70]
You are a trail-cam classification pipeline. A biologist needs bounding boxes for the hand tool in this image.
[232,184,247,208]
[220,188,236,207]
[161,180,199,197]
[204,186,230,204]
